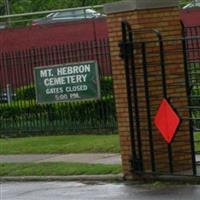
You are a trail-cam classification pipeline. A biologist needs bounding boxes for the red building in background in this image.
[0,9,200,90]
[181,8,200,27]
[0,9,199,52]
[0,17,108,52]
[0,17,110,90]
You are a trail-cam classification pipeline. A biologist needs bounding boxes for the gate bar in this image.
[181,23,197,175]
[158,35,174,173]
[141,42,156,172]
[121,21,140,172]
[128,24,144,172]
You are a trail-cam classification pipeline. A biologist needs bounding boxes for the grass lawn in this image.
[0,163,122,176]
[194,132,200,151]
[0,135,120,154]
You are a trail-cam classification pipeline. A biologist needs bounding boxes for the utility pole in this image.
[4,0,10,15]
[4,0,10,26]
[82,0,86,6]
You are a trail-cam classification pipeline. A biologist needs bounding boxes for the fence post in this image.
[6,84,12,103]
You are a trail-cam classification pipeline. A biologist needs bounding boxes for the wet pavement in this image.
[1,181,200,200]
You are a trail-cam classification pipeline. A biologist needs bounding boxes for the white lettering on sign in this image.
[40,69,53,77]
[46,87,63,95]
[70,93,80,99]
[43,74,87,86]
[65,85,88,92]
[57,64,91,76]
[55,94,69,101]
[34,61,100,104]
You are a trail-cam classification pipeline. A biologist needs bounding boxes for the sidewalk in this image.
[0,153,121,165]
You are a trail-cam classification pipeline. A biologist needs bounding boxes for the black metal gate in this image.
[120,21,198,177]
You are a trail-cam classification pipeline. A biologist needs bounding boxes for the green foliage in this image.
[0,163,122,176]
[15,84,35,100]
[0,0,191,14]
[190,84,200,130]
[0,0,190,27]
[0,97,115,119]
[100,76,113,96]
[195,132,200,151]
[0,0,191,16]
[0,0,121,15]
[0,135,120,154]
[0,76,116,136]
[179,0,190,7]
[0,97,116,136]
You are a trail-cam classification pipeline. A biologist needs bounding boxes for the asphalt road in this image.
[1,181,200,200]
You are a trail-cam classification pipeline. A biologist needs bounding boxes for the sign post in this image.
[34,61,101,104]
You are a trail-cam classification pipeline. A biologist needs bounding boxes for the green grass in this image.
[195,132,200,151]
[0,163,122,176]
[0,135,120,154]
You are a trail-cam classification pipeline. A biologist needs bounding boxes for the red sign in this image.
[154,99,180,144]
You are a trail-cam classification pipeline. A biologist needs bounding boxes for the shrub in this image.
[100,76,113,97]
[0,96,116,136]
[0,76,116,136]
[15,84,36,100]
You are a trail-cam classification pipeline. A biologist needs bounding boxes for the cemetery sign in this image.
[34,61,101,104]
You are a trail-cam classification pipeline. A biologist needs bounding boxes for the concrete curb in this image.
[3,174,200,184]
[0,174,124,182]
[2,175,200,185]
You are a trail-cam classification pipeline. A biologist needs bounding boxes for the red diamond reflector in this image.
[154,98,180,144]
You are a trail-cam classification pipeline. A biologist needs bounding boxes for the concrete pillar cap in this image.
[104,0,178,14]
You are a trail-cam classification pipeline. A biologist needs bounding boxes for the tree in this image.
[0,0,192,15]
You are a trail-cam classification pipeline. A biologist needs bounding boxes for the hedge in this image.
[0,95,116,136]
[0,76,116,136]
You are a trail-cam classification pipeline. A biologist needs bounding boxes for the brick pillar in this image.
[104,0,193,179]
